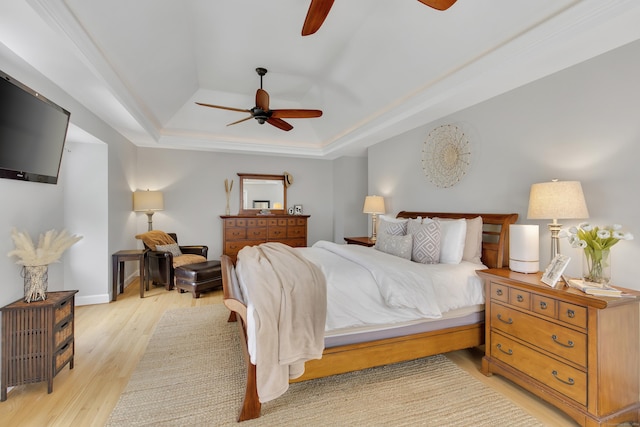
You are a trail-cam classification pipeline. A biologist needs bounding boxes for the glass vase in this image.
[582,248,611,285]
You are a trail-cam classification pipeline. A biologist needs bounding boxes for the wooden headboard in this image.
[395,212,518,269]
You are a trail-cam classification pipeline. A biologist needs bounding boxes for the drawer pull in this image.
[59,321,69,329]
[516,294,524,302]
[551,334,574,348]
[566,309,575,318]
[539,301,547,309]
[552,370,575,386]
[496,344,513,355]
[496,289,503,296]
[497,314,513,324]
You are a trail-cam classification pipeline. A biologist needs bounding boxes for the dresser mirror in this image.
[238,173,286,215]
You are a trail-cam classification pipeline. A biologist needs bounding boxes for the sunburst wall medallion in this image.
[421,124,471,188]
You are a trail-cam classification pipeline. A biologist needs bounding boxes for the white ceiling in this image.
[3,0,640,158]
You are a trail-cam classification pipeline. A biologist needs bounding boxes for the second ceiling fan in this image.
[302,0,458,36]
[196,67,322,132]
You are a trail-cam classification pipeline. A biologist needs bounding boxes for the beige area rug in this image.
[107,304,544,426]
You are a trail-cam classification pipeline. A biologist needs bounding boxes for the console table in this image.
[1,290,78,401]
[112,249,147,300]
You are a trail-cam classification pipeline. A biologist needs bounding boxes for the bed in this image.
[221,211,518,421]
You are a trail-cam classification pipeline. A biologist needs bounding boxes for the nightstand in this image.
[477,268,640,427]
[344,236,375,247]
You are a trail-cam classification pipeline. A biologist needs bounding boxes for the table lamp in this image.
[363,195,385,242]
[527,180,589,263]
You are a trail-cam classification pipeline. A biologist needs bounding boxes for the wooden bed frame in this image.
[221,211,518,421]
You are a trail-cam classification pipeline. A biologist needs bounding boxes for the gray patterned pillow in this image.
[155,243,183,257]
[407,219,441,264]
[377,217,408,236]
[374,234,412,260]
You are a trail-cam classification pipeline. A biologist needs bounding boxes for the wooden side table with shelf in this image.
[477,268,640,427]
[1,290,78,401]
[344,236,375,247]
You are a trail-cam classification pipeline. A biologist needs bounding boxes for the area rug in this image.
[107,304,544,426]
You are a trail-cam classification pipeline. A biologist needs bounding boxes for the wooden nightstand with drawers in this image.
[1,290,78,401]
[477,269,640,427]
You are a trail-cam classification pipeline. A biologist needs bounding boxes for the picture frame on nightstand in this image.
[541,254,570,287]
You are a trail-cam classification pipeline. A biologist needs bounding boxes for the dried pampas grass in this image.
[8,228,83,266]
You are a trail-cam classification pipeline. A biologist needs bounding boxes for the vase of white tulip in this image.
[563,223,633,285]
[8,228,82,302]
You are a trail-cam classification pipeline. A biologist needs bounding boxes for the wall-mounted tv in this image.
[0,69,71,184]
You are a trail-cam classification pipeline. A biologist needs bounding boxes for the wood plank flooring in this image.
[0,279,577,426]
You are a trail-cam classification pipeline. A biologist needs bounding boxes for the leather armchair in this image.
[144,233,208,290]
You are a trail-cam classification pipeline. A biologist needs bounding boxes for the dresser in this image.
[221,214,309,261]
[478,269,639,427]
[1,290,78,401]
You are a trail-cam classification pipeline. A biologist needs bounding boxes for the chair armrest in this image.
[147,250,174,262]
[180,245,208,258]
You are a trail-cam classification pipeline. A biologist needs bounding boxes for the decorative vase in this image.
[582,248,611,285]
[225,194,231,216]
[22,265,48,302]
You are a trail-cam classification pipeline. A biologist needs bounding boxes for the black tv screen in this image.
[0,70,70,184]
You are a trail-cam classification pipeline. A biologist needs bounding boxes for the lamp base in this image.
[146,211,155,231]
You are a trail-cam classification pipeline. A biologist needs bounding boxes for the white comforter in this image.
[301,241,486,332]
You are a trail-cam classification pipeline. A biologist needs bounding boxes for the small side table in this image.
[344,236,376,247]
[112,249,147,301]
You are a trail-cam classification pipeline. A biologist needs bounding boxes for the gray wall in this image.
[369,39,640,289]
[133,148,344,259]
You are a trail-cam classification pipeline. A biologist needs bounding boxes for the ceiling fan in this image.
[302,0,458,36]
[196,67,323,132]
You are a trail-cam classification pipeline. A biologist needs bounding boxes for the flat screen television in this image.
[0,69,71,184]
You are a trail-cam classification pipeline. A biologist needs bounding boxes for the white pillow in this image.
[375,234,412,260]
[435,216,483,264]
[435,218,467,264]
[463,216,483,264]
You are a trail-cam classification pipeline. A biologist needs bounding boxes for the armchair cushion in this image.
[173,254,207,268]
[135,230,176,251]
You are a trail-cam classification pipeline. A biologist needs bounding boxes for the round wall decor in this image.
[421,124,471,188]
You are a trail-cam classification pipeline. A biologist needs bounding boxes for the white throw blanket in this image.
[236,242,327,403]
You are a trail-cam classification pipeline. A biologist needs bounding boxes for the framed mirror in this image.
[238,173,287,215]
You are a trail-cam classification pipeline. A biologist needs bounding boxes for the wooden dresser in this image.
[478,269,640,427]
[221,214,309,261]
[1,290,78,401]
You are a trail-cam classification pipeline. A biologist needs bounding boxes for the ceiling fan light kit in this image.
[196,67,322,132]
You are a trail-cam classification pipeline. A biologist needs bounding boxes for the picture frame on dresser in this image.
[294,204,303,215]
[541,254,570,287]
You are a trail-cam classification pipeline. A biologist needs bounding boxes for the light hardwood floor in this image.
[0,279,577,426]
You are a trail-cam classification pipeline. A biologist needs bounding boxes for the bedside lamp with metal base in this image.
[363,195,385,242]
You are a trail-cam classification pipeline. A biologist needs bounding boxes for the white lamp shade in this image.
[509,224,539,273]
[133,190,164,212]
[363,195,385,214]
[527,180,589,220]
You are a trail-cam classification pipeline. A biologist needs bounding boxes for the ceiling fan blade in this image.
[256,88,270,111]
[267,117,293,132]
[302,0,334,36]
[416,0,457,11]
[226,116,253,127]
[195,102,250,114]
[271,109,323,119]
